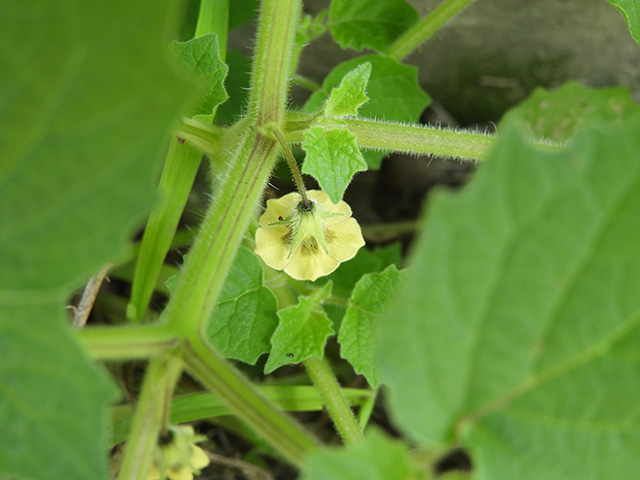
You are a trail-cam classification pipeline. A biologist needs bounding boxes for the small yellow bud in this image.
[146,425,210,480]
[255,190,365,281]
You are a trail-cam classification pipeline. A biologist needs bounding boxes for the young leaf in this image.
[500,81,640,142]
[607,0,640,45]
[302,126,368,203]
[0,0,189,478]
[172,33,229,119]
[305,55,430,168]
[378,122,640,479]
[265,282,334,374]
[325,62,372,117]
[301,429,413,480]
[206,246,279,365]
[328,0,418,52]
[338,265,404,387]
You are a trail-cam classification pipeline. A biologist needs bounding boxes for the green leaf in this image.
[328,0,418,52]
[0,1,189,477]
[206,246,279,365]
[339,265,404,387]
[607,0,640,45]
[172,33,229,119]
[325,63,372,117]
[265,282,334,374]
[301,429,413,480]
[302,126,368,203]
[321,242,402,300]
[500,81,640,142]
[378,122,640,478]
[305,55,430,169]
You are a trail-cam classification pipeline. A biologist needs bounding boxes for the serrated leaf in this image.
[328,0,418,52]
[206,246,279,364]
[321,242,402,300]
[265,282,334,374]
[305,55,430,169]
[500,81,640,142]
[301,429,413,480]
[0,1,189,478]
[325,63,372,117]
[172,33,229,119]
[302,126,367,203]
[378,122,640,478]
[607,0,640,45]
[339,265,404,387]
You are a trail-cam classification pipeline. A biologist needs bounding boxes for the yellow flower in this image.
[255,190,365,281]
[147,425,210,480]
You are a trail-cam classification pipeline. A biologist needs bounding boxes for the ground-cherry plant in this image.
[3,0,640,479]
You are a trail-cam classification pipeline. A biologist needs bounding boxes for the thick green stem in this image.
[181,336,321,466]
[77,323,179,360]
[386,0,477,61]
[116,356,183,480]
[303,356,363,446]
[195,0,229,56]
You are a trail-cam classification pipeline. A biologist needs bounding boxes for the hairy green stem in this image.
[77,323,179,360]
[386,0,477,61]
[181,336,321,466]
[304,356,363,445]
[116,356,183,480]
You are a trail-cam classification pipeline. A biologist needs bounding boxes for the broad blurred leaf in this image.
[328,0,418,52]
[265,282,334,373]
[500,81,640,142]
[207,246,279,364]
[301,429,413,480]
[338,265,403,387]
[302,126,367,203]
[607,0,640,45]
[306,55,430,168]
[378,122,640,479]
[172,33,229,119]
[325,62,372,117]
[0,1,190,479]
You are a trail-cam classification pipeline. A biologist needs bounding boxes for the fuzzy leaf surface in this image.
[500,81,640,142]
[0,1,189,479]
[328,0,418,52]
[302,126,367,203]
[378,122,640,479]
[207,246,279,364]
[325,62,372,117]
[172,33,229,119]
[306,55,430,168]
[607,0,640,45]
[265,282,334,373]
[301,429,413,480]
[339,265,404,387]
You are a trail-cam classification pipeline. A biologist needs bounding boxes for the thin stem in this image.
[77,323,179,360]
[271,126,310,208]
[70,263,113,327]
[181,336,321,466]
[386,0,477,62]
[195,0,229,58]
[116,356,183,480]
[303,356,363,446]
[292,74,322,92]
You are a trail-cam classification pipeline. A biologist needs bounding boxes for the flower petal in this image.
[308,190,352,220]
[190,446,210,470]
[326,218,366,262]
[255,225,291,270]
[260,192,301,227]
[284,244,340,281]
